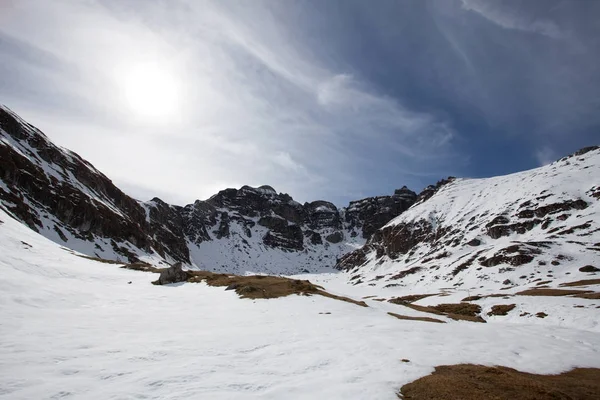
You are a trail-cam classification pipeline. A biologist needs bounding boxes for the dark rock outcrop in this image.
[344,186,417,238]
[0,106,179,263]
[153,263,188,285]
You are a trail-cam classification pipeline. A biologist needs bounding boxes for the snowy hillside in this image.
[0,105,415,274]
[1,207,600,399]
[338,146,600,296]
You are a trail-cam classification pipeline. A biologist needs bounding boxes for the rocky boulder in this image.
[153,263,189,285]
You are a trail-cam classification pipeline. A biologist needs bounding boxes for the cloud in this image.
[273,152,304,173]
[534,147,557,166]
[460,0,562,38]
[0,0,459,205]
[4,0,596,206]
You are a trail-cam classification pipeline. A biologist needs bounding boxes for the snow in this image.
[187,214,364,275]
[348,148,600,293]
[1,208,600,399]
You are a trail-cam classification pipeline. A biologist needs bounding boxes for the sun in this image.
[119,63,181,122]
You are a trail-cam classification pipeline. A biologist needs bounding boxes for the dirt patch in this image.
[123,265,368,306]
[398,364,600,400]
[395,302,485,323]
[186,271,369,306]
[433,303,484,322]
[516,288,593,297]
[560,279,600,287]
[487,304,516,316]
[76,254,124,265]
[387,312,446,324]
[389,294,437,304]
[572,292,600,299]
[461,295,482,302]
[121,262,164,273]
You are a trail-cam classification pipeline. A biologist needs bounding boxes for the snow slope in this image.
[1,208,600,399]
[186,210,364,275]
[341,147,600,295]
[2,105,414,274]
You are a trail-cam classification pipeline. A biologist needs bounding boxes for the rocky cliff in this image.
[0,105,417,273]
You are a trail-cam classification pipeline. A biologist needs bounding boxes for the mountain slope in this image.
[337,146,600,293]
[2,206,600,399]
[0,105,416,273]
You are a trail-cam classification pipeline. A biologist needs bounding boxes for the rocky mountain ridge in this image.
[336,146,600,291]
[0,105,417,273]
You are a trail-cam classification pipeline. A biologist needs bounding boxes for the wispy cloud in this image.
[460,0,562,38]
[534,147,557,166]
[0,0,459,205]
[1,0,597,205]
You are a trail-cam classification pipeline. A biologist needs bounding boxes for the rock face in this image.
[0,106,417,274]
[0,106,175,263]
[154,262,188,285]
[344,186,417,239]
[336,146,600,293]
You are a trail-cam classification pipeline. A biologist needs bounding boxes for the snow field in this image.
[2,210,600,399]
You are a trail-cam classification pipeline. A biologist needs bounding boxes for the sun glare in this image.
[120,63,181,122]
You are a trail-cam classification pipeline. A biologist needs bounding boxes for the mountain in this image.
[0,105,416,274]
[336,146,600,291]
[1,105,600,399]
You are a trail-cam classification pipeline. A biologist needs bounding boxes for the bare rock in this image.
[154,262,188,285]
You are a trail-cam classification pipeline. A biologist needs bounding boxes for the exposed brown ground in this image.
[121,262,164,273]
[393,302,485,323]
[389,294,438,304]
[573,292,600,299]
[186,270,369,306]
[120,264,369,306]
[399,364,600,400]
[388,312,446,324]
[487,304,516,316]
[516,288,594,297]
[560,278,600,287]
[76,254,124,265]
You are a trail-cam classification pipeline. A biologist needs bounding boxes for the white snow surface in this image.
[187,214,363,275]
[349,147,600,293]
[1,208,600,399]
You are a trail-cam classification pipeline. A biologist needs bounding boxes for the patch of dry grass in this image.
[389,294,438,304]
[461,295,482,302]
[572,292,600,299]
[387,312,446,324]
[186,271,368,306]
[121,262,165,273]
[560,279,600,287]
[516,288,594,297]
[399,364,600,400]
[393,302,485,323]
[76,254,123,265]
[487,304,516,316]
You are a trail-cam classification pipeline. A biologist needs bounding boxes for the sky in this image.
[1,0,599,206]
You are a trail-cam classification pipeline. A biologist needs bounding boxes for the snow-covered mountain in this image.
[0,105,416,274]
[337,146,600,292]
[1,105,600,399]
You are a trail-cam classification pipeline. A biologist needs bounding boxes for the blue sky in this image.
[1,0,599,206]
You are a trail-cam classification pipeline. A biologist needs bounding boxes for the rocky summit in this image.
[0,105,416,274]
